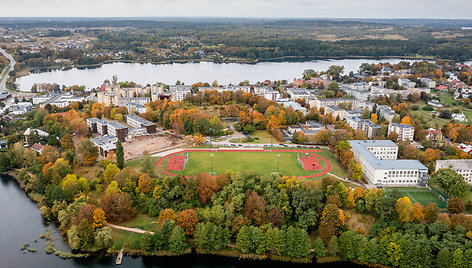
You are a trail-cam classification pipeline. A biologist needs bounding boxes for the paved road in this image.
[0,47,16,91]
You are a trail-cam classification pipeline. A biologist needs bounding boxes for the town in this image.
[2,17,472,268]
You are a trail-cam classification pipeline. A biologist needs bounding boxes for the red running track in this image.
[299,155,323,170]
[155,149,332,179]
[166,155,185,171]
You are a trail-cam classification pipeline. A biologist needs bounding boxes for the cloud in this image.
[1,0,471,19]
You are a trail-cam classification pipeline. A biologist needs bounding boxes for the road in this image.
[0,47,16,91]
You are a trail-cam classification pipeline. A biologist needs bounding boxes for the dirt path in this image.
[106,223,154,234]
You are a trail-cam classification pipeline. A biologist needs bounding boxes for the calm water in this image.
[0,174,365,268]
[16,59,436,91]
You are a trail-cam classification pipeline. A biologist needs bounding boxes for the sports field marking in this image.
[156,148,331,179]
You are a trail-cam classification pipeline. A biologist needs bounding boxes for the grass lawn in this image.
[168,149,346,179]
[121,214,157,231]
[385,187,448,209]
[111,229,143,250]
[230,130,278,144]
[125,156,160,170]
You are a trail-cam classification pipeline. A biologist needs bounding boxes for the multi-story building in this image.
[308,98,360,111]
[124,114,156,134]
[106,121,128,142]
[436,159,472,184]
[91,136,118,158]
[388,123,415,141]
[349,140,428,186]
[359,120,381,138]
[325,105,346,120]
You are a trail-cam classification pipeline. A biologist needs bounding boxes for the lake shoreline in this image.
[17,55,443,79]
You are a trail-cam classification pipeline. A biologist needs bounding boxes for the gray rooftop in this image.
[436,159,472,170]
[125,114,155,126]
[349,140,427,170]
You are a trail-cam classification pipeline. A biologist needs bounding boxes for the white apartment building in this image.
[436,159,472,184]
[388,123,415,141]
[349,140,428,186]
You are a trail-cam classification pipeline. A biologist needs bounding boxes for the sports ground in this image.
[156,148,346,179]
[385,187,448,209]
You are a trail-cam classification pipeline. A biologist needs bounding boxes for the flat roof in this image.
[436,159,472,170]
[349,140,426,170]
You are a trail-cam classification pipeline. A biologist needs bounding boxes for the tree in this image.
[92,208,107,229]
[425,203,440,224]
[313,238,326,257]
[318,204,345,244]
[176,209,199,236]
[447,197,465,214]
[101,191,135,222]
[436,248,451,268]
[77,219,95,250]
[452,248,464,268]
[400,116,412,125]
[197,173,220,205]
[433,169,469,198]
[137,173,153,194]
[94,226,113,248]
[168,225,187,253]
[78,139,98,166]
[67,225,81,250]
[244,191,267,226]
[116,140,124,169]
[371,113,378,123]
[326,236,338,256]
[388,131,399,141]
[140,152,156,177]
[395,197,412,223]
[103,163,120,184]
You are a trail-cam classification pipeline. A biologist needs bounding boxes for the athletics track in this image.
[156,149,332,179]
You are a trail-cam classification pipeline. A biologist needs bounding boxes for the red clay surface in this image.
[156,149,332,179]
[166,155,185,171]
[299,155,323,170]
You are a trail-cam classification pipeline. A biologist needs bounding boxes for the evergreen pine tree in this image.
[326,236,338,257]
[116,140,124,169]
[313,238,326,257]
[169,225,187,253]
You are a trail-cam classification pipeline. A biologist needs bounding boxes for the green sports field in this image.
[385,187,448,209]
[160,149,346,178]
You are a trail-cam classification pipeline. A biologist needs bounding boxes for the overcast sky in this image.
[2,0,472,19]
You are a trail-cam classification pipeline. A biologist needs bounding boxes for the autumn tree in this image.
[92,208,107,229]
[176,209,199,236]
[318,204,345,244]
[197,173,220,205]
[137,173,153,194]
[101,191,135,222]
[244,191,267,226]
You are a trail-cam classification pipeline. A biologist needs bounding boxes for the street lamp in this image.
[277,154,280,173]
[211,154,214,173]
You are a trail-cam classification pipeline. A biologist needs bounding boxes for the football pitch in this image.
[385,187,448,209]
[157,148,346,179]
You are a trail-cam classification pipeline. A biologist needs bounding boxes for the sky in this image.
[1,0,472,19]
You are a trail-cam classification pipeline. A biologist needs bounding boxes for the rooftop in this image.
[436,159,472,170]
[349,140,427,170]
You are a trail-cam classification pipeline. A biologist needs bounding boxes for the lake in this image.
[15,58,440,92]
[0,174,365,267]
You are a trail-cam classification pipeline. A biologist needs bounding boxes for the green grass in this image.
[121,214,157,231]
[111,229,143,250]
[385,187,448,209]
[168,149,346,178]
[125,156,160,170]
[230,130,278,144]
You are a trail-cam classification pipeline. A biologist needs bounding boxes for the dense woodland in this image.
[2,19,472,76]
